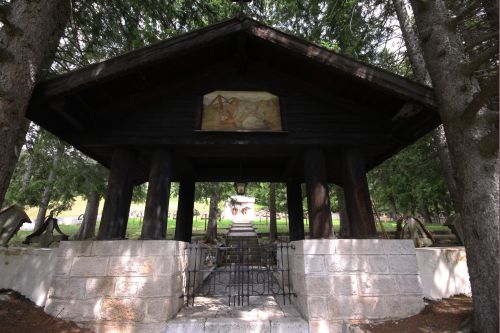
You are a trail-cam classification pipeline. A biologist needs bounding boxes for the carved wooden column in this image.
[141,149,172,239]
[98,148,137,240]
[174,178,195,242]
[303,149,333,239]
[342,149,377,238]
[287,179,305,241]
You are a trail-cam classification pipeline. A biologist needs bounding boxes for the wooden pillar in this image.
[174,178,195,242]
[287,179,305,241]
[342,149,377,238]
[141,149,172,239]
[335,185,351,238]
[303,149,333,239]
[98,148,136,240]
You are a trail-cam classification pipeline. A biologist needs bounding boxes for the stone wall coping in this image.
[290,239,416,255]
[57,240,189,258]
[0,247,57,255]
[416,246,465,251]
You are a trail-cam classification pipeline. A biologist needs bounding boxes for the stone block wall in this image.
[416,247,471,299]
[289,239,425,326]
[44,240,188,333]
[0,247,58,306]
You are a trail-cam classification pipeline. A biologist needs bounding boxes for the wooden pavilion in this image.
[27,16,439,242]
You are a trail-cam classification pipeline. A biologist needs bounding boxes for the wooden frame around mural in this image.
[198,91,283,132]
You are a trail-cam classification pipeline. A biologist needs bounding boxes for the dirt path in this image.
[362,295,473,333]
[0,290,92,333]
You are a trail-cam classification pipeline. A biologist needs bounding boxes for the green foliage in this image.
[246,182,288,212]
[5,125,108,213]
[195,182,234,204]
[132,183,148,203]
[368,134,454,217]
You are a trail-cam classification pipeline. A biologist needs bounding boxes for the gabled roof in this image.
[31,16,435,106]
[27,16,440,183]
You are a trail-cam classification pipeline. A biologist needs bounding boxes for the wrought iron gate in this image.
[185,240,293,306]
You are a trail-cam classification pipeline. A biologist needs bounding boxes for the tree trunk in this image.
[335,186,350,238]
[34,144,64,230]
[269,183,277,241]
[21,149,33,188]
[388,195,398,219]
[393,0,460,212]
[206,183,219,243]
[432,126,460,211]
[74,191,100,240]
[420,203,432,224]
[393,0,430,84]
[410,1,499,331]
[0,0,71,208]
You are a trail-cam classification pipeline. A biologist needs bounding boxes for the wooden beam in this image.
[287,179,305,241]
[174,178,195,242]
[303,149,333,239]
[32,18,246,98]
[97,149,137,239]
[342,149,377,238]
[32,18,435,110]
[249,25,436,108]
[391,102,423,122]
[141,149,172,239]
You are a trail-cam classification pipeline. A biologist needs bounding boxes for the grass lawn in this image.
[8,215,450,247]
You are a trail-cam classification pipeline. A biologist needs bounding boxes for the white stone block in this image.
[91,240,143,256]
[292,254,304,272]
[357,275,398,296]
[384,296,425,318]
[45,298,101,321]
[141,240,187,256]
[382,240,416,255]
[416,247,471,299]
[293,239,336,254]
[205,318,270,333]
[145,297,182,322]
[113,277,144,297]
[328,296,385,319]
[71,257,109,277]
[334,240,385,255]
[326,255,388,273]
[54,257,73,276]
[304,255,326,273]
[305,275,334,295]
[331,275,359,296]
[271,317,309,333]
[308,320,345,333]
[306,296,329,319]
[100,297,146,321]
[0,247,58,306]
[155,256,181,276]
[395,275,423,295]
[86,277,115,298]
[165,318,206,333]
[84,320,168,333]
[50,277,86,299]
[58,241,93,257]
[108,256,155,276]
[387,255,419,274]
[137,276,182,297]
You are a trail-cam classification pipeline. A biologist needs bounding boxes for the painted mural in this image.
[201,91,282,131]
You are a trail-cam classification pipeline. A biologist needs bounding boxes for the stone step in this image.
[165,317,309,333]
[229,227,255,231]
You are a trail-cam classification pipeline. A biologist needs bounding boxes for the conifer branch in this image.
[463,45,498,76]
[460,74,499,125]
